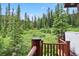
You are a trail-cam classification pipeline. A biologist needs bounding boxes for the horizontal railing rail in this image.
[58,39,67,44]
[43,42,66,45]
[27,46,37,56]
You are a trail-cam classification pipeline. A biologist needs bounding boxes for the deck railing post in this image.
[64,43,67,56]
[64,41,70,56]
[32,38,41,56]
[66,41,70,56]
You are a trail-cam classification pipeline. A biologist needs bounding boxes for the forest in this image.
[0,3,79,56]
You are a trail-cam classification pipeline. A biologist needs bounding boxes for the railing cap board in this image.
[32,37,41,40]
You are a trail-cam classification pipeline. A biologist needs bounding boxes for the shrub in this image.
[40,29,46,33]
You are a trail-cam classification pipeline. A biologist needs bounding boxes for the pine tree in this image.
[27,16,30,29]
[50,10,54,27]
[42,13,48,28]
[66,7,72,26]
[0,4,4,55]
[75,10,79,27]
[33,16,37,28]
[16,4,21,29]
[0,4,2,31]
[53,4,69,35]
[37,17,40,29]
[7,3,12,35]
[7,3,10,16]
[24,12,28,30]
[31,16,34,29]
[16,4,20,21]
[47,8,51,28]
[72,10,75,27]
[40,18,43,28]
[8,8,15,55]
[8,4,23,55]
[42,13,46,28]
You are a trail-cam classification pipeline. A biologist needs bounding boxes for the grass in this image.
[22,29,57,48]
[19,29,57,55]
[67,27,79,32]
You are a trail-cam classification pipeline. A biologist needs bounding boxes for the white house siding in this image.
[65,32,79,55]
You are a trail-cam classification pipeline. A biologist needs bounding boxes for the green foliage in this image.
[0,4,2,32]
[67,27,79,32]
[8,4,24,56]
[47,8,53,28]
[0,3,79,56]
[40,28,52,34]
[40,29,47,33]
[23,12,28,30]
[53,4,70,35]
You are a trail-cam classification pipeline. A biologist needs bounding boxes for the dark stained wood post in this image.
[66,41,70,56]
[32,38,41,56]
[63,43,67,56]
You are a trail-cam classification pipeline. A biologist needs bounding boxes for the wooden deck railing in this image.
[42,41,70,56]
[43,43,66,56]
[58,38,70,56]
[27,37,71,56]
[58,36,76,56]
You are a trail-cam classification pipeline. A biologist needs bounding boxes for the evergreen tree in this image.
[47,7,52,28]
[42,13,46,28]
[40,18,43,28]
[31,16,34,29]
[72,10,75,27]
[33,16,37,28]
[7,3,12,35]
[7,3,10,15]
[75,11,79,27]
[27,16,30,29]
[50,10,54,27]
[8,4,24,55]
[24,12,28,30]
[16,4,21,29]
[0,4,2,31]
[37,17,40,29]
[66,7,72,26]
[16,4,20,21]
[53,4,69,35]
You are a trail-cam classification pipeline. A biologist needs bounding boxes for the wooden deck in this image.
[27,37,72,56]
